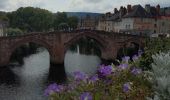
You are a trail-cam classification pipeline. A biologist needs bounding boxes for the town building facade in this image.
[77,15,98,30]
[96,4,170,36]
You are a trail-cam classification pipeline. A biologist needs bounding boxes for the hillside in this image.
[66,12,102,18]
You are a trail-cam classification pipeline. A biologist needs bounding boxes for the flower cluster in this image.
[98,65,113,76]
[44,53,152,100]
[73,71,87,81]
[123,82,132,93]
[44,83,64,96]
[80,92,92,100]
[131,67,142,75]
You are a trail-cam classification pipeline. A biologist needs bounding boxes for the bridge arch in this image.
[116,37,143,59]
[123,37,143,49]
[64,31,108,55]
[7,37,53,64]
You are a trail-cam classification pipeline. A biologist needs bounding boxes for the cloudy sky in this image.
[0,0,170,13]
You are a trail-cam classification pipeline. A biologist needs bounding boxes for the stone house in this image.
[77,15,98,30]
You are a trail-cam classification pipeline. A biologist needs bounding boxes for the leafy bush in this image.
[147,52,170,100]
[44,55,152,100]
[139,38,170,70]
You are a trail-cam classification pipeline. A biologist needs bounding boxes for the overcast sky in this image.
[0,0,170,13]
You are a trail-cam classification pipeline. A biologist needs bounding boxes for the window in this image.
[154,30,156,33]
[154,24,157,28]
[128,25,130,29]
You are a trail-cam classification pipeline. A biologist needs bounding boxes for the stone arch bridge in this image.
[0,30,145,66]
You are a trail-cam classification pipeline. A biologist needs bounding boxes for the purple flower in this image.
[132,55,139,62]
[73,71,87,81]
[80,92,92,100]
[122,56,130,63]
[98,65,113,76]
[67,83,76,91]
[89,75,99,83]
[131,68,142,75]
[44,83,64,96]
[118,64,128,70]
[123,82,131,93]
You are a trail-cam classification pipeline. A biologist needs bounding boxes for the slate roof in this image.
[148,7,158,17]
[123,5,150,18]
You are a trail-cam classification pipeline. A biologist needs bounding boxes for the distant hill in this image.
[66,12,102,18]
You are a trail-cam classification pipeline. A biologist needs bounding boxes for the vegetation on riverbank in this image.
[44,37,170,100]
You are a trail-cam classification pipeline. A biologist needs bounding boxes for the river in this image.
[0,48,101,100]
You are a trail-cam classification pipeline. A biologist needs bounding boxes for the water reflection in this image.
[0,49,49,100]
[0,44,101,100]
[64,50,101,77]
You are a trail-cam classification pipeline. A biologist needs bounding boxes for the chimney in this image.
[123,7,127,15]
[127,5,132,13]
[145,4,151,12]
[119,6,124,17]
[156,4,160,15]
[114,8,118,14]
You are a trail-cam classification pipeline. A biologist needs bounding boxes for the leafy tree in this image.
[7,7,54,32]
[0,11,9,21]
[68,16,78,30]
[53,12,68,30]
[6,28,23,36]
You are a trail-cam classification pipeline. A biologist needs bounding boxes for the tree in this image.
[6,28,23,36]
[68,16,78,30]
[7,7,54,32]
[53,12,68,30]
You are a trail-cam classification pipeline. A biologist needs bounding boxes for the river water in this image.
[0,48,101,100]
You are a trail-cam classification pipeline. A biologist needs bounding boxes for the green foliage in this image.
[139,37,170,70]
[0,11,9,21]
[68,16,78,30]
[147,52,170,100]
[53,12,68,30]
[6,28,23,36]
[7,7,54,32]
[53,12,78,30]
[46,58,152,100]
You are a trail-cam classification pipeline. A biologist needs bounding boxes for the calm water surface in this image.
[0,48,101,100]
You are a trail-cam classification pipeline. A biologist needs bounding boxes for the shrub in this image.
[147,52,170,100]
[44,55,152,100]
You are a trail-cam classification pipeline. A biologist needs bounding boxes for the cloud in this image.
[0,0,170,13]
[84,0,103,3]
[0,0,10,11]
[0,0,45,11]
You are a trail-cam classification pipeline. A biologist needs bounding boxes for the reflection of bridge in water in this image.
[0,30,145,66]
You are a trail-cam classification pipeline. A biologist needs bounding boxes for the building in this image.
[97,12,115,32]
[119,5,156,35]
[78,15,98,30]
[97,4,170,36]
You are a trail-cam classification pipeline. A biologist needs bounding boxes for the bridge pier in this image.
[101,44,119,60]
